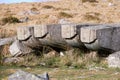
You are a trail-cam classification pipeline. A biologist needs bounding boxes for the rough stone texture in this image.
[16,24,100,51]
[47,24,62,40]
[22,26,42,49]
[0,36,16,46]
[39,24,70,51]
[107,51,120,68]
[59,19,71,24]
[34,25,48,38]
[8,70,49,80]
[15,24,120,52]
[61,24,77,39]
[61,24,83,47]
[81,27,96,43]
[22,36,42,49]
[81,25,120,51]
[17,26,42,50]
[19,17,29,23]
[17,26,33,40]
[9,40,32,57]
[2,57,24,64]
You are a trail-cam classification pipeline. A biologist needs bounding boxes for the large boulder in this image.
[81,24,120,51]
[9,40,32,57]
[8,70,49,80]
[107,51,120,68]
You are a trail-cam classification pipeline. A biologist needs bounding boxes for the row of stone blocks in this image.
[10,23,120,56]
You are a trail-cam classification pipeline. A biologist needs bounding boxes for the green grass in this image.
[0,48,119,80]
[1,65,120,80]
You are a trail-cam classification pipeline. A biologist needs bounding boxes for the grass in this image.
[1,16,19,25]
[30,7,38,11]
[1,48,102,68]
[42,5,55,9]
[83,12,101,21]
[81,0,98,3]
[58,12,73,18]
[0,48,118,80]
[1,65,120,80]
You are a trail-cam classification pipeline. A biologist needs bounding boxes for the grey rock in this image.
[81,24,120,51]
[9,40,32,57]
[18,10,39,16]
[88,66,105,71]
[19,17,29,23]
[17,26,32,40]
[2,57,24,64]
[29,10,40,15]
[8,70,49,80]
[0,36,16,46]
[107,51,120,68]
[59,19,71,24]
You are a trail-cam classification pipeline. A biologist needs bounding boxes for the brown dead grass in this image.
[0,0,120,37]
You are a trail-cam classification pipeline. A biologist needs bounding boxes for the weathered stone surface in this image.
[2,57,24,64]
[16,24,100,51]
[80,25,109,43]
[19,17,29,23]
[34,25,48,38]
[22,36,42,49]
[9,40,32,57]
[0,36,16,46]
[17,26,42,49]
[61,24,83,47]
[81,27,96,43]
[15,23,120,52]
[8,70,49,80]
[80,25,120,51]
[59,19,71,24]
[107,51,120,68]
[61,24,77,39]
[17,26,33,40]
[47,24,62,40]
[39,24,69,51]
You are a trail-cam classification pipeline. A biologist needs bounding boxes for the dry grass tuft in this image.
[58,12,73,18]
[42,5,55,9]
[81,0,98,3]
[1,16,19,25]
[83,12,101,21]
[30,7,38,11]
[36,48,101,68]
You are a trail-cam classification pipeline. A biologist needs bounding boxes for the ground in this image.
[1,65,120,80]
[1,0,120,80]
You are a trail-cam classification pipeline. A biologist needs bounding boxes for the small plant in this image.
[81,0,98,3]
[0,53,2,65]
[83,12,101,21]
[30,7,38,11]
[59,12,73,18]
[1,16,19,25]
[42,57,60,68]
[55,7,70,11]
[42,5,55,9]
